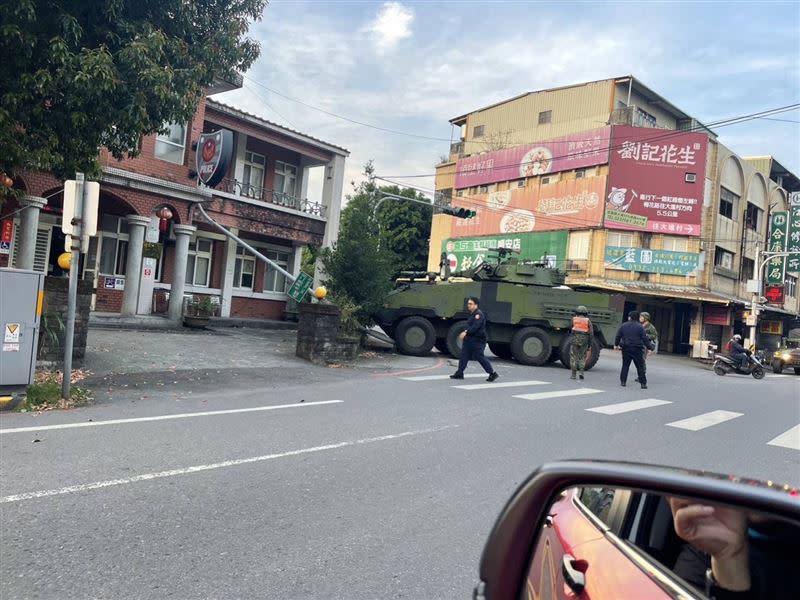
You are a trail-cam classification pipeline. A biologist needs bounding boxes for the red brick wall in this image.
[95,280,124,313]
[230,296,285,320]
[210,240,225,289]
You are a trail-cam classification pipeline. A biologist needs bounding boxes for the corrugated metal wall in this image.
[460,80,614,155]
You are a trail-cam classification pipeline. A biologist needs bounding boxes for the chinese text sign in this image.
[604,246,700,276]
[767,212,788,285]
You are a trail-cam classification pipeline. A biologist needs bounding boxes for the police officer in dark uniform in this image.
[450,296,499,382]
[614,310,653,389]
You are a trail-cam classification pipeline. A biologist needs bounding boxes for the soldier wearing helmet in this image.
[569,305,594,380]
[636,312,659,383]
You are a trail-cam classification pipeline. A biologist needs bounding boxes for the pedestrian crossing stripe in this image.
[400,373,485,381]
[666,410,743,431]
[587,398,672,415]
[768,425,800,450]
[513,389,603,401]
[452,380,549,391]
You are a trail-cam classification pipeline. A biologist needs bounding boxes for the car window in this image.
[578,487,617,523]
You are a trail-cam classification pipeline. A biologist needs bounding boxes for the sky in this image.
[216,0,800,202]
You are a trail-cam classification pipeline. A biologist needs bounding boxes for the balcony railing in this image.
[217,178,326,217]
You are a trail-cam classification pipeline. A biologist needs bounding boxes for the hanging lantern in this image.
[156,206,173,220]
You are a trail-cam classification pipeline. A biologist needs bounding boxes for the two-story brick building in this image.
[0,83,348,322]
[430,76,799,353]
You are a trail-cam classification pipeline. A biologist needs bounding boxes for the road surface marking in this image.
[0,400,343,435]
[0,425,457,504]
[513,389,603,401]
[587,398,672,415]
[666,410,743,431]
[768,374,790,379]
[401,373,485,381]
[453,380,550,390]
[767,425,800,450]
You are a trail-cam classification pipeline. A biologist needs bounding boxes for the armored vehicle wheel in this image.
[559,336,602,371]
[510,327,552,366]
[445,321,468,358]
[434,339,450,355]
[394,316,436,356]
[488,342,513,360]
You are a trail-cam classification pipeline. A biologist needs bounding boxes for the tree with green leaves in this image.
[319,162,433,323]
[0,0,266,198]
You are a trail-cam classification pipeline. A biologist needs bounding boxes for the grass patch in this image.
[20,371,93,412]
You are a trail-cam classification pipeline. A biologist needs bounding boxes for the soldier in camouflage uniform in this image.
[570,305,594,380]
[636,312,658,383]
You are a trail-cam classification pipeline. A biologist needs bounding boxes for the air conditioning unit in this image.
[685,173,697,183]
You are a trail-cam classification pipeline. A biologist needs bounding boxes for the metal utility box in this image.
[0,268,44,386]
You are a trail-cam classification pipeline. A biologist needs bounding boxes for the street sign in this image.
[287,271,313,302]
[62,179,99,237]
[788,194,800,273]
[764,285,785,305]
[766,212,788,285]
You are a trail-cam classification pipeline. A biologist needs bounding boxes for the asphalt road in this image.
[1,350,798,599]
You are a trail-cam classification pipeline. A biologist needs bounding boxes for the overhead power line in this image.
[379,103,800,180]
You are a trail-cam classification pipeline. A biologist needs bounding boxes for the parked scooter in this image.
[713,352,765,379]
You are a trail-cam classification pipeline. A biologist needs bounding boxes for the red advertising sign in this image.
[449,176,606,238]
[1,219,12,243]
[604,126,708,236]
[703,305,730,326]
[454,127,611,189]
[764,285,785,304]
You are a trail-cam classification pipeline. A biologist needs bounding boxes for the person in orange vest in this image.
[570,305,594,380]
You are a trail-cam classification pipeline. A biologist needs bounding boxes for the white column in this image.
[168,224,197,320]
[16,195,47,270]
[220,227,239,318]
[291,244,304,277]
[315,155,346,288]
[120,215,150,316]
[232,132,247,194]
[298,157,311,200]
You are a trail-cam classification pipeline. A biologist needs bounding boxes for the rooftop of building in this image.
[743,156,800,192]
[449,75,710,134]
[205,97,350,157]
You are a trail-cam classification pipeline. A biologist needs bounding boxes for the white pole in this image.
[62,173,85,400]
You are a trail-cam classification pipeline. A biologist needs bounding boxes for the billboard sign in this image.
[703,305,730,326]
[454,127,611,188]
[449,176,606,238]
[604,126,708,236]
[787,192,800,273]
[766,211,788,285]
[441,231,568,272]
[604,246,700,276]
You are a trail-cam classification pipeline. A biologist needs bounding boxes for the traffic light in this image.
[441,207,477,219]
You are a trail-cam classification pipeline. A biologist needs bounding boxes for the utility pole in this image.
[61,173,84,400]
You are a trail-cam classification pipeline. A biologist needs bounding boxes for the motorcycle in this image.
[713,352,765,379]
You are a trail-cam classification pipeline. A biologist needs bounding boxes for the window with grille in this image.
[538,110,552,125]
[787,276,797,298]
[264,249,291,292]
[745,203,761,231]
[662,236,689,252]
[568,231,591,259]
[741,258,754,281]
[714,247,734,270]
[234,245,255,289]
[11,224,52,273]
[473,125,485,138]
[274,161,298,196]
[186,238,214,287]
[607,231,635,247]
[242,151,266,199]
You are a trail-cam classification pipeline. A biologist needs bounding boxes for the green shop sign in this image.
[605,246,699,276]
[766,212,788,285]
[442,231,567,272]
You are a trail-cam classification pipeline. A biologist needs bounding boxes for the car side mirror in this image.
[474,461,800,600]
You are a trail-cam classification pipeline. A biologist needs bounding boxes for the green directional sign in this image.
[287,271,313,302]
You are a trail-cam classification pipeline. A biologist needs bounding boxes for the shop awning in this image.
[761,305,800,318]
[569,278,744,305]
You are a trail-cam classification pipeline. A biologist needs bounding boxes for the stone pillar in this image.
[168,224,197,321]
[219,227,238,318]
[120,215,150,316]
[16,195,47,270]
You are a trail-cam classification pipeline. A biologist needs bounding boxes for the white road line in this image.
[587,398,672,415]
[0,425,457,504]
[401,373,485,381]
[666,410,743,431]
[453,380,550,391]
[513,389,603,401]
[0,400,343,435]
[768,425,800,451]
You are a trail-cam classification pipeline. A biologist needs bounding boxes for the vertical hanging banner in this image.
[766,211,788,285]
[787,193,800,273]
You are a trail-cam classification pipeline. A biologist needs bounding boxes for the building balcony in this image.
[215,178,326,218]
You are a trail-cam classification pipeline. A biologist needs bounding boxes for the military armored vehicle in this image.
[375,249,625,369]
